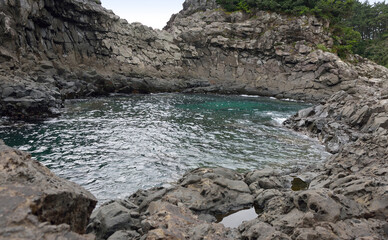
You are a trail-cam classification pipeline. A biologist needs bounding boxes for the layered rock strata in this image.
[0,0,185,119]
[0,140,97,239]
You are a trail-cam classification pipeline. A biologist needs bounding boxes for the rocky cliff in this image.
[166,0,388,98]
[1,0,387,119]
[0,0,185,119]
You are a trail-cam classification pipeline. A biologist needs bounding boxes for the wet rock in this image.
[291,177,309,191]
[0,76,62,120]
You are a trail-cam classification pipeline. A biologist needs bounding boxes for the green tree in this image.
[333,27,362,57]
[238,0,251,12]
[348,1,388,66]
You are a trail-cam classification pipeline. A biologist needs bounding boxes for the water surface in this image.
[0,94,328,203]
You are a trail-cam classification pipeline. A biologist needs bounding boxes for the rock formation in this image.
[1,0,388,239]
[1,0,387,119]
[0,0,185,119]
[0,140,97,239]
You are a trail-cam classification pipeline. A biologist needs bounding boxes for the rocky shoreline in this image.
[1,89,387,239]
[84,85,388,239]
[1,0,388,239]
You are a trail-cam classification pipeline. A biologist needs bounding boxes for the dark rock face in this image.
[0,0,185,120]
[0,75,62,120]
[0,140,97,239]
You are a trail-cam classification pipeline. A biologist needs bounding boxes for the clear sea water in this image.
[0,93,328,204]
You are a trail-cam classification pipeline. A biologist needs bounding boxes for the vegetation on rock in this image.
[216,0,388,67]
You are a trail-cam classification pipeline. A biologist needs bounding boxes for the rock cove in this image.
[1,0,386,120]
[0,0,387,239]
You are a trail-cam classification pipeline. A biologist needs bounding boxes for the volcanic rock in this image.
[0,140,97,239]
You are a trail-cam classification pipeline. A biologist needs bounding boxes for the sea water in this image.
[0,93,328,203]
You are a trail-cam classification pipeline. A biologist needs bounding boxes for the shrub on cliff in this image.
[216,0,355,23]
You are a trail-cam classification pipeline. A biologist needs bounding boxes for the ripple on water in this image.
[0,94,330,204]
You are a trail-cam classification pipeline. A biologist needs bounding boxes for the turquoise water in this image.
[0,94,328,203]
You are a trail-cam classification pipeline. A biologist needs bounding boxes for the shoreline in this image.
[86,87,388,239]
[1,86,387,239]
[0,93,328,205]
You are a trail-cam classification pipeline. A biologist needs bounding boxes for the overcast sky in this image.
[101,0,384,30]
[101,0,185,29]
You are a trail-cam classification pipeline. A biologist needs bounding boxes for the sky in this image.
[101,0,384,30]
[101,0,185,30]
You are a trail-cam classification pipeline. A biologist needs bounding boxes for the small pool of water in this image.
[217,207,259,228]
[0,93,329,203]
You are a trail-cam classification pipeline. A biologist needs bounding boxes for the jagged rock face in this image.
[0,0,181,74]
[87,168,249,240]
[165,1,386,101]
[0,0,186,119]
[1,1,388,239]
[88,160,388,239]
[279,82,388,239]
[0,140,97,239]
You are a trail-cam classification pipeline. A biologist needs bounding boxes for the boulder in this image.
[0,140,97,239]
[164,168,254,215]
[88,168,254,239]
[143,201,236,240]
[87,200,141,240]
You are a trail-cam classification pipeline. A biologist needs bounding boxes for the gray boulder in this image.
[0,140,97,239]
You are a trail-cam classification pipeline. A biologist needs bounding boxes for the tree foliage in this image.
[216,0,356,24]
[216,0,388,67]
[348,1,388,40]
[348,1,388,67]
